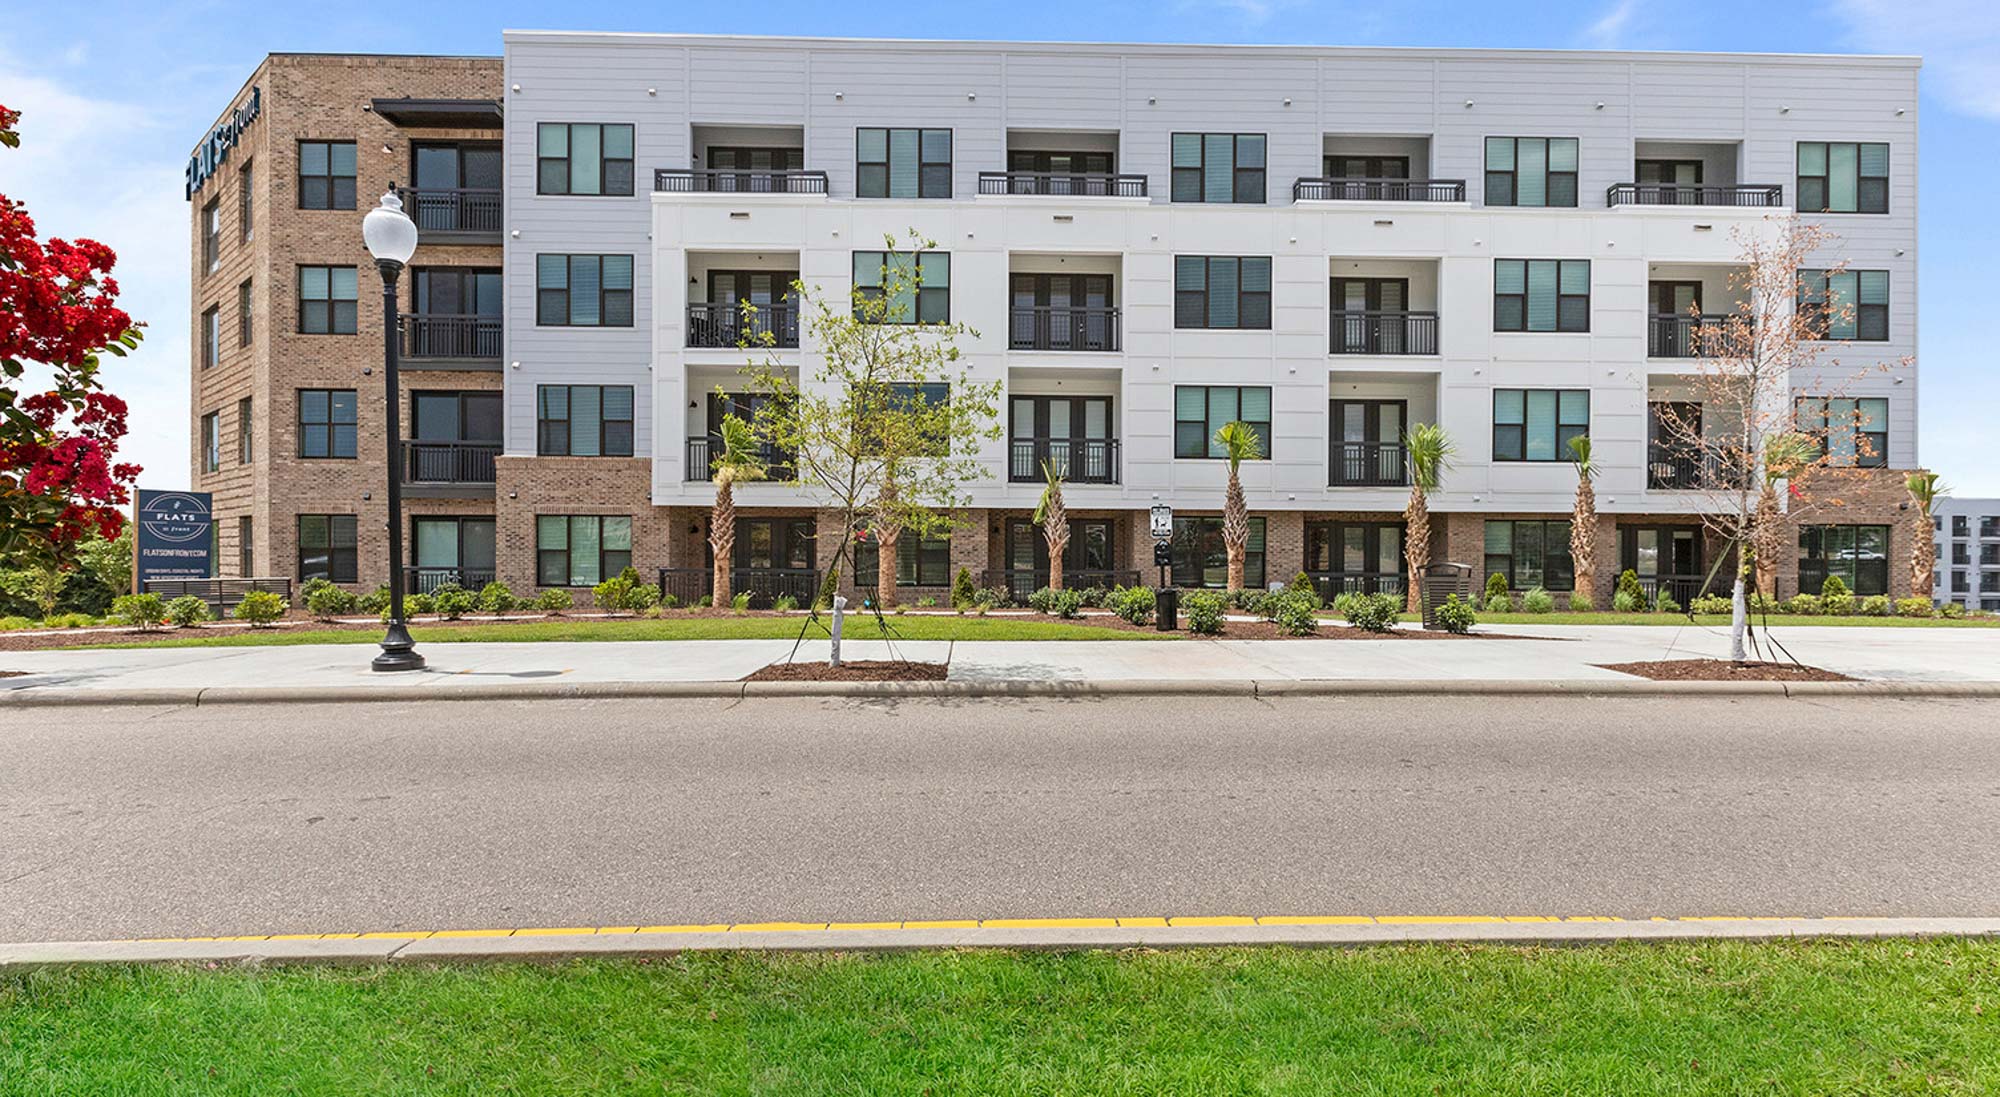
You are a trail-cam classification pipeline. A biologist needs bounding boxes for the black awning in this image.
[370,98,503,129]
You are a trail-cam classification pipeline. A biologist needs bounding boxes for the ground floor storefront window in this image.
[1799,524,1889,596]
[537,515,632,587]
[1484,519,1574,591]
[1171,516,1265,589]
[1304,521,1403,596]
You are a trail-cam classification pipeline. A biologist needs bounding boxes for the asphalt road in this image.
[3,694,1998,942]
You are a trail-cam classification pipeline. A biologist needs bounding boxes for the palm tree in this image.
[1751,432,1814,598]
[1402,423,1454,614]
[707,414,766,607]
[873,470,901,609]
[1033,459,1068,591]
[1567,435,1598,604]
[1905,471,1948,599]
[1213,421,1263,593]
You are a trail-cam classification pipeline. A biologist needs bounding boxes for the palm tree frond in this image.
[1032,459,1065,526]
[1567,434,1594,480]
[1213,421,1263,473]
[1761,431,1816,486]
[1404,423,1454,494]
[1905,470,1947,514]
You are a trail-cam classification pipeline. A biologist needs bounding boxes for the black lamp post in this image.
[363,187,424,672]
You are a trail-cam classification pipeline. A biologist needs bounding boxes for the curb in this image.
[5,678,2000,707]
[5,917,1999,968]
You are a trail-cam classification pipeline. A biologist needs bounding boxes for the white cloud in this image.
[1835,0,2000,119]
[1580,0,1641,49]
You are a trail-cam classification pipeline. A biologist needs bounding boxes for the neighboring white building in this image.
[472,33,1929,603]
[1933,498,2000,611]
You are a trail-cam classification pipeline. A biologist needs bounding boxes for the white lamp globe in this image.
[361,189,419,265]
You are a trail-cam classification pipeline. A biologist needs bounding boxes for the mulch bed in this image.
[744,660,949,682]
[1598,659,1853,682]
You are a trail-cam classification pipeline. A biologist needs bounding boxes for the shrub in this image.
[165,595,210,628]
[951,567,977,610]
[1521,587,1554,614]
[1330,591,1359,617]
[916,596,938,608]
[1821,590,1855,616]
[44,612,96,629]
[1819,574,1850,601]
[1483,591,1513,614]
[693,595,713,610]
[1616,570,1645,607]
[974,587,1005,611]
[1859,594,1892,617]
[478,581,519,615]
[298,577,336,605]
[773,594,798,613]
[1566,591,1596,613]
[1433,593,1477,634]
[1895,596,1935,618]
[1611,590,1641,614]
[1749,592,1783,615]
[305,584,358,620]
[1654,593,1681,615]
[1941,602,1966,619]
[592,576,637,614]
[641,605,664,619]
[1051,588,1085,619]
[111,593,166,630]
[625,584,660,612]
[1078,586,1109,609]
[660,594,682,611]
[401,592,435,617]
[815,567,842,611]
[1784,593,1822,616]
[731,591,752,613]
[430,583,477,620]
[1286,571,1322,608]
[1112,585,1156,626]
[0,615,33,631]
[1485,572,1509,602]
[1027,586,1057,614]
[1183,590,1227,634]
[232,590,287,627]
[617,565,644,589]
[1271,592,1320,636]
[534,589,574,613]
[1690,594,1733,616]
[1343,592,1401,633]
[358,584,392,615]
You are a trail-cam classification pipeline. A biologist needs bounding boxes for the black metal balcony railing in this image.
[1305,571,1405,600]
[686,303,799,349]
[1293,177,1467,202]
[1633,574,1720,607]
[653,168,828,195]
[1008,305,1121,352]
[1648,314,1748,359]
[1329,311,1439,356]
[1008,438,1120,484]
[404,565,497,595]
[981,569,1141,602]
[402,440,500,484]
[1646,446,1750,491]
[396,187,502,234]
[683,436,795,482]
[403,314,501,360]
[976,171,1148,198]
[1328,440,1409,487]
[658,567,820,608]
[1606,183,1785,208]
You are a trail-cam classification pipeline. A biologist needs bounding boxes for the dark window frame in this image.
[297,265,358,335]
[200,411,220,473]
[1171,132,1267,204]
[536,384,636,458]
[238,515,253,578]
[200,305,220,369]
[296,140,357,211]
[1321,155,1410,180]
[1483,519,1576,592]
[237,158,253,243]
[237,279,253,347]
[1170,515,1267,589]
[1492,389,1590,462]
[1494,259,1590,333]
[856,529,952,588]
[1798,268,1889,342]
[1484,136,1580,208]
[535,254,634,327]
[855,127,952,199]
[535,123,636,197]
[535,515,634,588]
[297,388,359,460]
[1304,521,1405,581]
[852,251,950,325]
[1795,395,1889,468]
[1174,256,1272,330]
[1799,524,1891,596]
[297,514,359,584]
[236,396,252,465]
[1173,385,1272,460]
[1797,141,1889,215]
[201,198,221,274]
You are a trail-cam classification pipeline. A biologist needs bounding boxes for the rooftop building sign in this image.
[185,86,260,200]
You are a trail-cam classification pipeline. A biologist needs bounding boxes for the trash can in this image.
[1419,562,1474,629]
[1156,587,1179,632]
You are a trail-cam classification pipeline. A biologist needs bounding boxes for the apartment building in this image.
[195,36,1927,606]
[1933,499,2000,612]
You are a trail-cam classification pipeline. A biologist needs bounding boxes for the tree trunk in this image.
[876,525,900,608]
[709,483,734,608]
[1729,574,1749,662]
[1042,483,1068,591]
[1222,469,1248,593]
[1403,487,1431,614]
[1752,484,1781,597]
[1570,478,1597,605]
[1911,520,1935,601]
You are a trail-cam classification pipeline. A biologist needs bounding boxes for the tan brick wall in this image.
[493,456,662,593]
[1778,466,1929,599]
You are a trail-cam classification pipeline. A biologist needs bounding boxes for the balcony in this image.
[1607,183,1783,208]
[397,186,502,241]
[654,168,827,195]
[405,565,497,595]
[1305,571,1404,599]
[977,171,1146,198]
[1648,314,1746,359]
[1646,447,1748,491]
[1633,574,1721,605]
[1008,437,1120,484]
[1328,440,1408,487]
[658,567,818,608]
[402,314,500,366]
[1009,306,1120,352]
[981,569,1140,602]
[686,302,799,349]
[1329,311,1438,356]
[1294,177,1465,202]
[402,440,498,499]
[683,436,794,482]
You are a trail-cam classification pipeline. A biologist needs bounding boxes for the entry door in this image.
[734,518,814,571]
[1329,399,1405,484]
[1330,278,1409,353]
[1006,518,1112,574]
[706,270,797,343]
[1649,281,1705,356]
[1322,156,1410,179]
[1636,159,1704,193]
[1011,273,1113,350]
[1650,280,1703,317]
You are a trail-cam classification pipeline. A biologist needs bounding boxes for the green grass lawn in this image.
[3,940,1995,1095]
[1457,611,2000,628]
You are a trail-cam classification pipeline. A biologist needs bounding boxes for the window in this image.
[200,306,220,369]
[1171,133,1265,203]
[1484,520,1575,591]
[1304,522,1404,586]
[1985,574,2000,594]
[537,515,632,587]
[1795,396,1888,468]
[856,531,952,588]
[1985,544,2000,567]
[733,517,816,571]
[1797,142,1889,214]
[237,279,253,346]
[297,141,357,210]
[237,160,253,242]
[1982,517,1999,539]
[297,266,357,334]
[852,251,950,324]
[535,254,633,327]
[1953,543,1970,566]
[238,515,253,577]
[297,388,358,459]
[1323,155,1409,180]
[1495,259,1590,332]
[1953,571,1970,594]
[1485,137,1579,207]
[537,385,635,457]
[413,517,497,588]
[1493,390,1589,462]
[1799,269,1889,341]
[1174,256,1272,329]
[1636,159,1703,186]
[1174,386,1271,459]
[536,123,635,196]
[856,128,952,198]
[1171,516,1266,589]
[200,412,220,473]
[1008,149,1113,174]
[202,199,220,273]
[1799,525,1890,596]
[1954,515,1970,537]
[236,397,252,464]
[297,515,358,584]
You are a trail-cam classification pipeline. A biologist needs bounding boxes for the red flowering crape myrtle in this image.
[0,103,144,569]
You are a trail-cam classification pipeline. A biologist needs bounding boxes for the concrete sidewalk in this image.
[2,623,1997,703]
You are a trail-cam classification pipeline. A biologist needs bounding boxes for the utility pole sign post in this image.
[1149,503,1177,631]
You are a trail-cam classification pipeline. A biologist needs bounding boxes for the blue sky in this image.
[4,0,1994,494]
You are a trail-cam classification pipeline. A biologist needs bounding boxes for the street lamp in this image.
[362,187,424,672]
